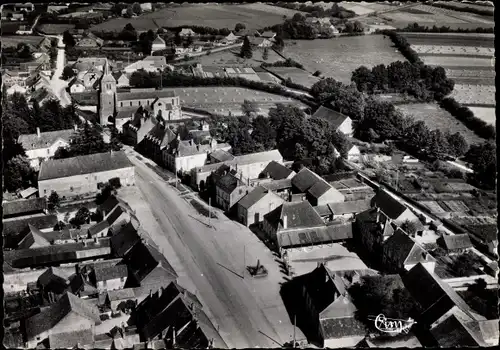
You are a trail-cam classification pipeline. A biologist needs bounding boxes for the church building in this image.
[98,60,182,132]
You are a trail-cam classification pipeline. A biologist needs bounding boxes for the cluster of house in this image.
[2,192,226,349]
[1,2,34,21]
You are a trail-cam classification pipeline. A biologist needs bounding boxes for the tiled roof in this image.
[382,229,420,267]
[312,105,350,129]
[261,178,292,191]
[38,151,132,181]
[3,214,57,236]
[430,313,482,347]
[37,266,72,289]
[152,36,166,45]
[372,190,408,220]
[265,201,324,232]
[210,149,235,163]
[25,292,100,341]
[216,173,245,194]
[238,186,280,210]
[88,220,110,236]
[107,288,136,301]
[2,197,47,217]
[234,149,283,165]
[465,319,499,345]
[94,263,128,282]
[277,223,353,248]
[48,328,94,349]
[261,161,294,180]
[110,221,141,257]
[308,179,334,199]
[116,90,175,102]
[18,128,76,151]
[292,167,322,193]
[328,200,371,215]
[100,194,132,215]
[437,234,473,251]
[17,224,51,249]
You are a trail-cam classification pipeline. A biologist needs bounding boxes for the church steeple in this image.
[103,58,111,76]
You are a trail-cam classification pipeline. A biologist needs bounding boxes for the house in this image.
[68,77,86,93]
[17,224,51,250]
[123,56,171,74]
[37,266,73,301]
[234,29,260,38]
[106,204,137,233]
[6,83,26,95]
[347,145,361,161]
[220,32,238,45]
[69,271,99,299]
[402,263,486,329]
[260,31,276,39]
[215,172,249,211]
[179,28,197,37]
[140,3,153,11]
[98,194,133,219]
[38,151,135,198]
[317,199,371,222]
[151,35,166,53]
[88,220,110,238]
[24,292,100,348]
[139,123,178,165]
[208,149,234,164]
[312,106,353,137]
[237,186,285,227]
[248,36,273,48]
[260,161,295,180]
[103,288,137,312]
[131,282,227,348]
[292,264,366,347]
[437,234,473,254]
[110,220,141,257]
[122,241,178,296]
[382,228,436,273]
[292,167,345,206]
[76,32,104,49]
[371,189,420,226]
[2,197,47,219]
[114,72,131,87]
[3,214,57,249]
[90,260,128,292]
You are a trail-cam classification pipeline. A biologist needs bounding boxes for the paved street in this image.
[120,147,305,348]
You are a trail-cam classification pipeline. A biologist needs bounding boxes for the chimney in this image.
[282,215,288,229]
[172,326,176,347]
[36,127,41,137]
[74,124,77,131]
[149,289,153,298]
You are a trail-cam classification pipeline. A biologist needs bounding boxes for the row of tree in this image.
[261,58,305,70]
[430,2,494,17]
[351,61,455,101]
[400,22,495,34]
[380,30,422,65]
[274,2,356,19]
[463,142,496,190]
[439,97,496,140]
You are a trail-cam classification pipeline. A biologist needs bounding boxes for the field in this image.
[92,3,302,32]
[37,23,75,34]
[396,103,484,144]
[282,35,405,84]
[411,45,494,57]
[434,0,495,15]
[400,33,495,47]
[1,21,29,35]
[182,47,284,67]
[339,1,397,15]
[445,68,495,85]
[161,87,307,116]
[1,35,45,48]
[420,55,492,67]
[467,107,496,125]
[449,84,495,106]
[265,67,320,88]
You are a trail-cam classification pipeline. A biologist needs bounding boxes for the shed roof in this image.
[261,161,294,180]
[372,190,409,220]
[265,201,324,232]
[291,167,323,193]
[38,151,132,181]
[437,234,473,251]
[18,129,76,151]
[328,199,371,215]
[312,105,350,129]
[2,197,47,217]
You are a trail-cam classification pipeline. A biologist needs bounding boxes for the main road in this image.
[125,149,291,348]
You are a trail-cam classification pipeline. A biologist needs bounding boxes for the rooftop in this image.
[437,234,473,251]
[18,129,76,151]
[260,160,294,180]
[116,89,176,102]
[278,223,353,249]
[38,151,133,181]
[312,105,350,129]
[372,189,409,220]
[327,199,371,215]
[265,201,325,232]
[2,197,47,217]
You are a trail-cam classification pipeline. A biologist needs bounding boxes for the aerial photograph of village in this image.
[1,1,497,349]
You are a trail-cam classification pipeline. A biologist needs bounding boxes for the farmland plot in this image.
[182,47,283,67]
[419,201,448,214]
[282,35,405,84]
[420,55,492,67]
[449,84,495,106]
[467,107,496,125]
[400,33,495,48]
[265,67,320,89]
[445,68,495,85]
[396,103,484,144]
[412,45,494,57]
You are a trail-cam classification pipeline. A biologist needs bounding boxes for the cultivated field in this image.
[445,68,495,85]
[37,23,75,34]
[400,32,495,47]
[282,35,405,84]
[449,84,495,106]
[92,3,302,32]
[1,35,45,48]
[182,47,283,67]
[435,1,495,15]
[467,107,496,126]
[340,1,397,15]
[265,67,320,88]
[162,87,307,116]
[412,45,494,57]
[420,55,492,67]
[396,103,484,144]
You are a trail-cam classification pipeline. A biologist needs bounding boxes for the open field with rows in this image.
[37,23,75,34]
[1,35,45,48]
[265,67,320,88]
[340,1,397,15]
[435,1,495,15]
[412,45,494,57]
[161,87,307,116]
[282,35,405,84]
[449,84,496,107]
[445,68,495,85]
[182,47,283,67]
[92,3,302,32]
[396,103,484,144]
[420,55,492,67]
[400,32,495,47]
[467,107,496,126]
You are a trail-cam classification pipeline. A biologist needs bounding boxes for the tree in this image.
[240,36,253,59]
[312,70,322,77]
[4,156,34,193]
[235,23,246,32]
[63,31,76,48]
[272,36,285,52]
[450,251,481,276]
[241,99,259,118]
[121,23,137,41]
[186,35,194,47]
[262,47,269,61]
[61,66,76,80]
[401,220,418,235]
[55,123,110,159]
[54,221,67,231]
[174,31,182,46]
[251,115,276,151]
[132,2,142,15]
[465,142,496,190]
[109,126,123,151]
[18,44,33,59]
[70,207,91,227]
[446,132,469,158]
[48,191,61,210]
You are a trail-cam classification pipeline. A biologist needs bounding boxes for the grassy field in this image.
[467,107,496,126]
[265,67,320,88]
[400,33,495,47]
[92,3,301,32]
[37,23,75,34]
[161,86,307,116]
[1,35,45,48]
[181,47,284,67]
[449,84,495,106]
[412,45,494,57]
[282,35,405,84]
[340,1,397,15]
[396,103,484,144]
[421,55,492,67]
[445,68,495,85]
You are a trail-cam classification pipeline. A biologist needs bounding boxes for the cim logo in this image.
[368,314,417,334]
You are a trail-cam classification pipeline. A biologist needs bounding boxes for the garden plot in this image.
[442,200,471,213]
[182,47,283,67]
[265,67,320,89]
[467,107,496,125]
[401,33,495,48]
[420,55,492,67]
[412,45,494,57]
[449,84,495,106]
[419,201,448,214]
[396,103,484,144]
[282,35,405,84]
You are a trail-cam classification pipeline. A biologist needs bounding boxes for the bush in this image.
[109,177,122,189]
[90,210,103,222]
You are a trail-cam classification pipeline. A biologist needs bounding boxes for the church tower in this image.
[99,59,116,126]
